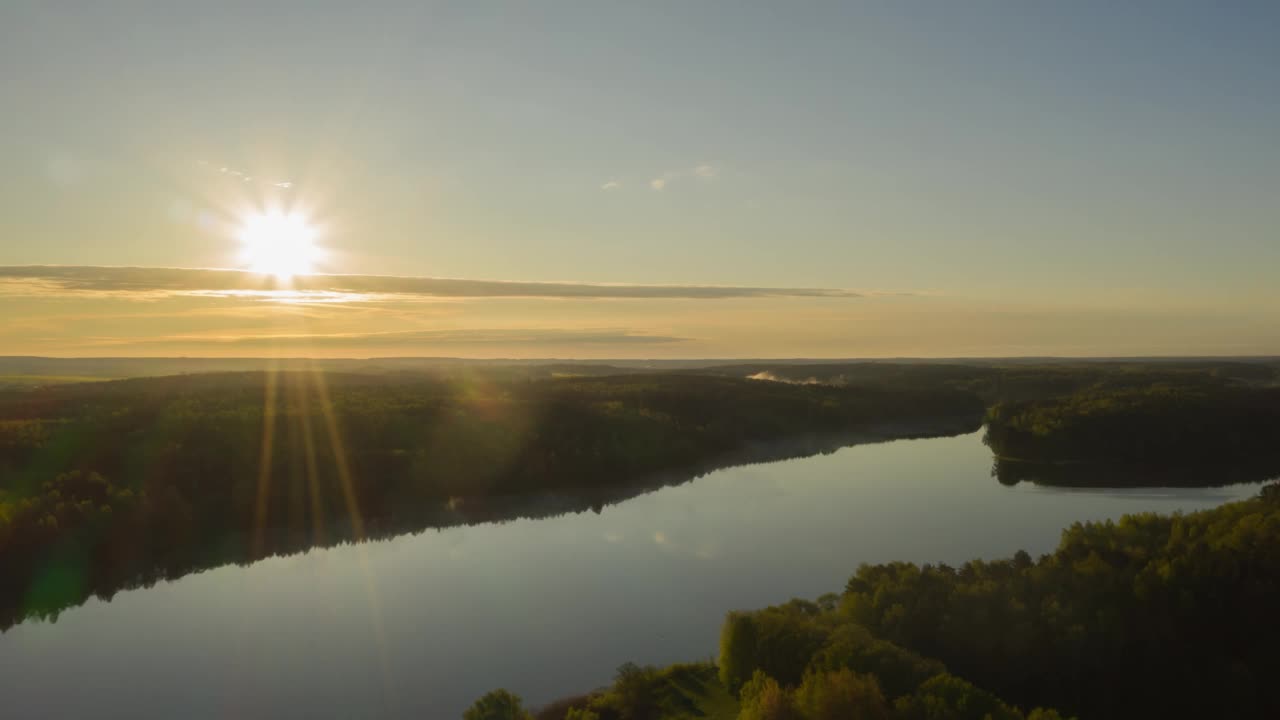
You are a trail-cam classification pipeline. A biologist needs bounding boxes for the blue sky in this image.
[1,1,1277,356]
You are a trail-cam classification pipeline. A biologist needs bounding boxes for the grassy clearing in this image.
[656,663,739,720]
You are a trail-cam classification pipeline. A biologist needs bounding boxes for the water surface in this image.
[0,430,1263,718]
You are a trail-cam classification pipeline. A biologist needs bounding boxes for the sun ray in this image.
[307,365,364,541]
[306,361,396,708]
[251,359,280,557]
[295,374,327,546]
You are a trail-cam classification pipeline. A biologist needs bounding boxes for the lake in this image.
[0,429,1264,718]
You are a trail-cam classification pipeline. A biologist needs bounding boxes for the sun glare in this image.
[238,210,323,280]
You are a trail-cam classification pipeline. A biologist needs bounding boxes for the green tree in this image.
[793,668,890,720]
[893,674,1021,720]
[463,689,533,720]
[808,623,944,699]
[738,670,798,720]
[720,612,760,690]
[610,662,660,720]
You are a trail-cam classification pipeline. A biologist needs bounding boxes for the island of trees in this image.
[984,384,1280,485]
[470,482,1280,719]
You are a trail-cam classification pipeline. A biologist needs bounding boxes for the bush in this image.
[794,668,890,720]
[893,674,1021,720]
[719,607,831,690]
[738,670,798,720]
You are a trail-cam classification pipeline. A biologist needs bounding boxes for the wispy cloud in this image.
[195,160,293,189]
[650,163,718,191]
[604,163,719,192]
[0,266,864,302]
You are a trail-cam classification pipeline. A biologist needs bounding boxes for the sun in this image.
[238,210,323,280]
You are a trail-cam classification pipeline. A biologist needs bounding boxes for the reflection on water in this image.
[992,454,1280,488]
[0,430,1265,718]
[0,418,980,632]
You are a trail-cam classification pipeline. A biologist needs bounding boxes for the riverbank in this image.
[0,373,983,631]
[484,484,1280,719]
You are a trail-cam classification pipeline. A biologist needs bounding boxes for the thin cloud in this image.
[650,163,718,190]
[601,180,622,191]
[89,327,690,349]
[196,160,293,190]
[0,266,864,301]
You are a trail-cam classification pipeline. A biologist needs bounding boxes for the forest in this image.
[0,359,1275,720]
[4,359,1278,631]
[983,384,1280,467]
[471,483,1280,719]
[0,370,982,630]
[698,357,1278,404]
[735,360,1280,487]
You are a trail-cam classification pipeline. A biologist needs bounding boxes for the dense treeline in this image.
[836,486,1280,718]
[984,384,1280,466]
[471,658,1068,720]
[716,601,1068,720]
[0,371,982,630]
[743,362,1280,487]
[479,486,1280,719]
[472,604,1069,720]
[0,371,984,506]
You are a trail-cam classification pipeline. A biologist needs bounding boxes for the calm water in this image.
[0,430,1264,718]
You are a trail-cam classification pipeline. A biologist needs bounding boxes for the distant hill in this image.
[1,355,1276,385]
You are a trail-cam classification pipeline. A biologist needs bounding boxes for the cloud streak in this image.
[0,266,863,302]
[650,163,717,190]
[88,327,689,349]
[605,163,718,191]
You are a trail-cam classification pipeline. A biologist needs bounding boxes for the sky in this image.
[1,1,1277,358]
